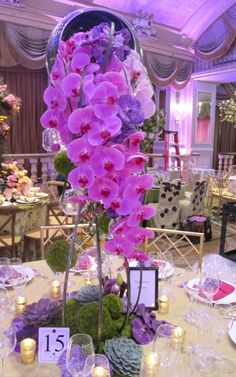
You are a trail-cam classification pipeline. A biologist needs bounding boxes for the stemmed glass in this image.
[200,271,220,307]
[0,258,10,288]
[0,325,16,376]
[0,288,10,323]
[153,324,175,368]
[66,333,94,377]
[84,354,111,377]
[9,258,26,296]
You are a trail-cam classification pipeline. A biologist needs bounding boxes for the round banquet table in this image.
[4,260,236,377]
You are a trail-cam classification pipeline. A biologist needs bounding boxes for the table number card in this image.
[129,267,159,309]
[38,327,70,363]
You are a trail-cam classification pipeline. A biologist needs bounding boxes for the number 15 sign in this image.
[38,327,70,363]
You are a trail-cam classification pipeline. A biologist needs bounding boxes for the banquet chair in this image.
[145,227,204,270]
[147,181,181,229]
[206,172,234,218]
[0,206,22,258]
[46,181,73,226]
[179,180,207,223]
[40,223,96,260]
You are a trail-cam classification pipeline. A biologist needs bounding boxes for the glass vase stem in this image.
[62,205,83,327]
[131,262,143,314]
[94,213,103,351]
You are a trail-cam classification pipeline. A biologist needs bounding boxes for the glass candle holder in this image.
[50,280,61,299]
[171,326,186,346]
[158,294,170,314]
[15,296,27,315]
[140,352,158,377]
[20,338,36,364]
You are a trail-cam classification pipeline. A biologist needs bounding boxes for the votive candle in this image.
[20,338,36,364]
[92,366,109,377]
[140,353,158,377]
[171,326,186,346]
[50,280,61,298]
[158,294,170,314]
[15,296,27,315]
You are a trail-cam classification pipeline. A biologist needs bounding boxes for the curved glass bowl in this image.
[46,7,141,73]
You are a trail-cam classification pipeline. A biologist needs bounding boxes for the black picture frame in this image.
[129,267,159,310]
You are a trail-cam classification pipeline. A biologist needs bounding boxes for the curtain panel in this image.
[0,22,48,69]
[0,66,47,154]
[144,51,194,89]
[213,107,236,169]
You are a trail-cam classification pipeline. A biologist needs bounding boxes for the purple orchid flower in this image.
[118,94,145,126]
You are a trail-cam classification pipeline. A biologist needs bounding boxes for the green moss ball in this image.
[76,302,113,342]
[103,294,123,319]
[45,240,77,273]
[66,298,82,335]
[54,150,74,178]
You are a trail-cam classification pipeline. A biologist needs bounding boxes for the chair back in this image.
[145,227,204,270]
[156,181,181,229]
[190,180,207,214]
[0,206,22,257]
[40,223,96,259]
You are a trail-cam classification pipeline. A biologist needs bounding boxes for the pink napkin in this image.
[213,281,235,301]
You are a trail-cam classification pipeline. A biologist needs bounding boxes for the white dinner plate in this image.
[228,320,236,344]
[129,259,174,279]
[0,267,35,288]
[186,278,236,304]
[16,198,40,204]
[35,192,49,199]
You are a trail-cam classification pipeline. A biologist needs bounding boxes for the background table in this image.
[0,200,48,236]
[4,260,236,376]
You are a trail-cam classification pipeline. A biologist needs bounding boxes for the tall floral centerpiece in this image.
[0,79,21,143]
[218,92,236,127]
[41,7,156,355]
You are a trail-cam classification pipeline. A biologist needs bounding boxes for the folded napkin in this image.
[213,281,235,301]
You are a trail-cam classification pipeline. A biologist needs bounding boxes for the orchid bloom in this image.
[67,138,94,164]
[90,147,125,177]
[90,81,119,120]
[43,87,66,112]
[88,177,119,207]
[104,236,134,258]
[68,165,95,189]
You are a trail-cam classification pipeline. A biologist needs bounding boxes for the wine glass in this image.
[0,288,10,323]
[9,258,26,296]
[0,325,16,376]
[200,272,220,307]
[66,333,94,377]
[0,258,10,288]
[153,324,175,368]
[84,354,111,377]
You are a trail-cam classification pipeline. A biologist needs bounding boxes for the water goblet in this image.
[0,324,16,376]
[66,333,94,377]
[200,272,220,308]
[0,258,10,288]
[9,258,26,296]
[153,324,175,368]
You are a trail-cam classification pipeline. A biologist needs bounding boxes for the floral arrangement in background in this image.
[140,108,166,153]
[218,93,236,127]
[0,161,32,201]
[0,79,21,142]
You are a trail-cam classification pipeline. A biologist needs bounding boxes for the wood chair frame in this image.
[145,227,204,270]
[40,223,96,259]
